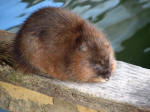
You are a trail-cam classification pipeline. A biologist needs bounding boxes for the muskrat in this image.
[13,7,116,82]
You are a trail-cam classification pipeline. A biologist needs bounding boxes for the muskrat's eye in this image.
[79,42,87,52]
[93,64,103,70]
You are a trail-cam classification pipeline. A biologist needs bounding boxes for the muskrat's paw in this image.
[90,76,109,83]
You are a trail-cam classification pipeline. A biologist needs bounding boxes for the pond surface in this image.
[0,0,150,68]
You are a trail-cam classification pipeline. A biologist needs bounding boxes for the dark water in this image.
[0,0,150,68]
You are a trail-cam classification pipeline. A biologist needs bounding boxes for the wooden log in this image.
[0,30,150,112]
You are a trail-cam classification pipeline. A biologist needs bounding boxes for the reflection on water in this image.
[0,0,150,68]
[0,0,63,30]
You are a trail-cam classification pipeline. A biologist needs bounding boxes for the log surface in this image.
[0,30,150,112]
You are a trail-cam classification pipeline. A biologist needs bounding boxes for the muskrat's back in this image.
[13,7,116,82]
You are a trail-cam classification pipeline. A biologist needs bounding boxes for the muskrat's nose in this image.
[102,73,110,81]
[105,77,110,81]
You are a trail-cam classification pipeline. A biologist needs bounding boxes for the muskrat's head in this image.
[62,23,116,82]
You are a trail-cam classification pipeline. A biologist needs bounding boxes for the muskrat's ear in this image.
[79,42,87,52]
[75,36,87,52]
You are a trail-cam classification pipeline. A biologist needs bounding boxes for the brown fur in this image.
[13,7,116,82]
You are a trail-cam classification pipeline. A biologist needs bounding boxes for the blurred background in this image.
[0,0,150,69]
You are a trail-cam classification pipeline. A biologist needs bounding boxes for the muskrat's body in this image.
[13,7,115,82]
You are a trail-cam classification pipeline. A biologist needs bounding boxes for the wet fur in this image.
[13,7,116,82]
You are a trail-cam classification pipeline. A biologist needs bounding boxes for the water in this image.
[0,0,150,68]
[0,108,9,112]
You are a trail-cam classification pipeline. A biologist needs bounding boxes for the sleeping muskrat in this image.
[13,7,116,82]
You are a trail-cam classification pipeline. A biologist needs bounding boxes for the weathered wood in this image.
[0,30,150,112]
